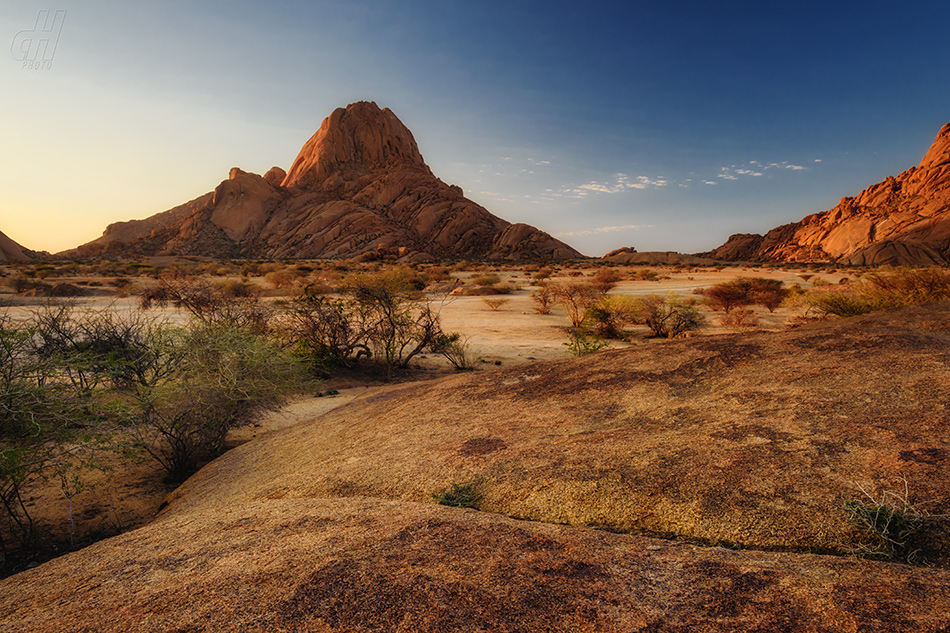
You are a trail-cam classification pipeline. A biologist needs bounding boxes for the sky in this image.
[1,1,949,257]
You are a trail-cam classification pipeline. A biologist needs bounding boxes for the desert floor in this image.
[0,261,851,566]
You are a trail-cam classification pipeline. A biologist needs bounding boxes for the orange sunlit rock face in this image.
[67,101,582,261]
[707,122,950,266]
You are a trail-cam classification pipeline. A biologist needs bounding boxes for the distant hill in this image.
[0,230,33,262]
[706,122,950,266]
[68,102,583,261]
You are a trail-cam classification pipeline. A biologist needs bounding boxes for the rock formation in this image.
[69,102,582,261]
[706,122,950,265]
[0,230,33,262]
[601,246,716,266]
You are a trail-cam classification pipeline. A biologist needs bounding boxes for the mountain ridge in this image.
[705,122,950,265]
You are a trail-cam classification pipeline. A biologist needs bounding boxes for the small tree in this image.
[482,298,509,312]
[591,267,620,293]
[635,294,706,339]
[749,278,790,313]
[531,282,554,315]
[550,281,603,327]
[699,280,752,314]
[0,314,95,557]
[343,269,444,378]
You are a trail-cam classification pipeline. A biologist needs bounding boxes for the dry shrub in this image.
[591,268,620,293]
[140,277,272,334]
[531,282,554,315]
[430,333,479,370]
[585,295,639,339]
[471,274,501,287]
[635,294,706,339]
[719,308,759,329]
[482,298,509,312]
[265,270,295,289]
[806,267,950,317]
[549,281,603,327]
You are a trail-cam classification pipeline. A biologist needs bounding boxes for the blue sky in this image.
[2,0,949,256]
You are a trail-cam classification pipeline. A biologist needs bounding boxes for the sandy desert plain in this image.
[3,257,950,631]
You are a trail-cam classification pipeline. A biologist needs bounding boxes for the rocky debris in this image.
[0,230,34,262]
[3,497,949,632]
[66,102,582,261]
[706,122,950,265]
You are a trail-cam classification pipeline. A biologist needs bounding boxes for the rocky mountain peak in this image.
[67,102,582,261]
[705,122,950,266]
[919,122,950,169]
[281,101,429,189]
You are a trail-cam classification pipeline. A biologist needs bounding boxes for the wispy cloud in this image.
[554,224,650,237]
[714,160,808,181]
[563,173,667,197]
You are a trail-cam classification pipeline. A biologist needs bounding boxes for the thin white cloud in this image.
[716,160,807,180]
[554,224,651,237]
[564,173,667,197]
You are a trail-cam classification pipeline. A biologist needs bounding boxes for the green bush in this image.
[129,324,302,481]
[563,327,610,356]
[635,294,706,339]
[843,480,928,562]
[433,479,482,508]
[431,333,480,370]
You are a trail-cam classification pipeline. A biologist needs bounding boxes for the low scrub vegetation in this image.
[432,479,483,509]
[807,267,950,317]
[843,479,930,563]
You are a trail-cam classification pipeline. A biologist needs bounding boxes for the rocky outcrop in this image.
[706,122,950,265]
[0,230,32,262]
[602,247,716,266]
[68,102,582,261]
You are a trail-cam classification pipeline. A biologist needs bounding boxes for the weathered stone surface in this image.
[0,230,31,262]
[5,305,950,631]
[706,123,950,265]
[4,498,950,632]
[262,166,286,187]
[164,302,950,566]
[66,102,582,260]
[602,248,716,265]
